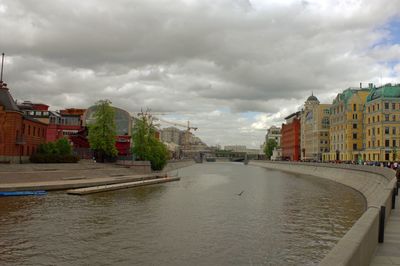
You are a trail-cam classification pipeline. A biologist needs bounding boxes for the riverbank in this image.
[0,159,195,191]
[250,160,397,266]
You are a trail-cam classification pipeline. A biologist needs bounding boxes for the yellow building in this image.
[362,84,400,162]
[324,87,369,162]
[300,94,331,161]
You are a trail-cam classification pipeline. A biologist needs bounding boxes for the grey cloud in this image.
[1,0,400,147]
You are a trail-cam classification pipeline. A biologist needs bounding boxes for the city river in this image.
[0,163,365,265]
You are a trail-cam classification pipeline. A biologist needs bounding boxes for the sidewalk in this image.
[0,161,158,191]
[371,192,400,265]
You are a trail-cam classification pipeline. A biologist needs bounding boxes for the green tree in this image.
[264,139,277,159]
[56,138,72,155]
[132,111,169,170]
[88,100,118,161]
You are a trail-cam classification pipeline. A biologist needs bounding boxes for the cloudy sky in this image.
[1,0,400,148]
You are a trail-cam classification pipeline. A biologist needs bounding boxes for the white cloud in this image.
[1,0,400,147]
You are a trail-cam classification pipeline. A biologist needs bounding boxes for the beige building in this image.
[300,94,331,161]
[323,87,369,162]
[265,126,281,146]
[161,127,182,145]
[362,83,400,162]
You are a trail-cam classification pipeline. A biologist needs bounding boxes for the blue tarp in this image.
[0,191,47,197]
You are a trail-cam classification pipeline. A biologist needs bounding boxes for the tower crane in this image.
[154,117,198,155]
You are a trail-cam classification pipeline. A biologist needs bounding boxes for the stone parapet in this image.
[249,161,396,266]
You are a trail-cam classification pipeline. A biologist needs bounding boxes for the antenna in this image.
[0,53,4,82]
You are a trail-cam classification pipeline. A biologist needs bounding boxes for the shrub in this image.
[30,138,79,163]
[30,154,80,163]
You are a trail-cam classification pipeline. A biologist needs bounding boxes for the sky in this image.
[1,0,400,148]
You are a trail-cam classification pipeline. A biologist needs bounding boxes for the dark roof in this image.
[0,82,20,112]
[306,94,319,102]
[22,115,48,125]
[284,111,301,120]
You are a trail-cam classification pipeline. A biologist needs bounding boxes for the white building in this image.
[266,126,281,146]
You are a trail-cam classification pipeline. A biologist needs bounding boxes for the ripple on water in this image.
[0,163,365,265]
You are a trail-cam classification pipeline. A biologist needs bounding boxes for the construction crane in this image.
[154,117,198,156]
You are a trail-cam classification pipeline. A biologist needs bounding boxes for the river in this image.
[0,163,365,265]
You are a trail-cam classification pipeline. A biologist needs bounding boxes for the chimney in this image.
[368,83,373,89]
[360,82,362,89]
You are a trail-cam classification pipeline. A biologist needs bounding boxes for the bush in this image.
[30,154,80,163]
[31,138,79,163]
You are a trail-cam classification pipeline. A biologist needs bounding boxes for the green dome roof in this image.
[367,84,400,102]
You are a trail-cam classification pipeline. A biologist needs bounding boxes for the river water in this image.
[0,163,365,265]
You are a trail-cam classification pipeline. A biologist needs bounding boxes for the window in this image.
[353,133,357,139]
[385,102,389,109]
[324,109,330,115]
[368,141,371,148]
[393,103,396,110]
[378,140,380,146]
[353,104,356,111]
[353,123,357,129]
[322,117,329,129]
[353,143,357,150]
[385,139,390,147]
[378,128,380,135]
[33,127,36,136]
[368,106,370,113]
[393,140,396,147]
[372,127,375,136]
[373,105,375,112]
[393,127,396,135]
[377,115,380,122]
[385,127,389,134]
[393,115,396,121]
[368,129,371,136]
[28,125,31,135]
[385,114,389,121]
[368,117,370,124]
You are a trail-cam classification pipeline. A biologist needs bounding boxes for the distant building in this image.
[161,127,182,145]
[281,111,301,161]
[0,81,47,163]
[323,87,369,161]
[300,94,331,161]
[224,145,247,152]
[362,83,400,162]
[265,126,281,146]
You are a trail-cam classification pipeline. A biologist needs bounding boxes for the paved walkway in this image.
[371,189,400,265]
[0,161,157,191]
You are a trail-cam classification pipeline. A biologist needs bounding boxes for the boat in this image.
[0,191,47,197]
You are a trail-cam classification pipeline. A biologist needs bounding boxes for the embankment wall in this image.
[249,161,397,266]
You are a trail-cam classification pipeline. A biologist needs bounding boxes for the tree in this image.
[56,138,72,155]
[132,111,169,170]
[88,100,118,161]
[264,139,277,159]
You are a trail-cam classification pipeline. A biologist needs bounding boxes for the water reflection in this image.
[0,163,364,265]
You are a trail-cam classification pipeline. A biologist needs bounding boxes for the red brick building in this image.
[281,111,301,161]
[0,81,47,163]
[18,102,86,143]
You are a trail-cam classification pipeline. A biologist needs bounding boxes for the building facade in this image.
[161,126,182,144]
[324,87,369,162]
[362,84,400,162]
[0,81,47,163]
[300,94,331,161]
[265,126,281,146]
[281,111,301,161]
